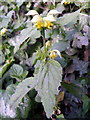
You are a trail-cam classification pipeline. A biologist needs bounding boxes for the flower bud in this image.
[50,51,56,59]
[0,28,7,36]
[46,41,51,48]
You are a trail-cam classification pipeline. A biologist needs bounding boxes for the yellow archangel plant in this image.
[26,10,62,60]
[26,10,60,29]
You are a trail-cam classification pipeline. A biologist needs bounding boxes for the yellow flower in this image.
[34,21,44,29]
[44,21,54,29]
[26,9,60,29]
[0,28,7,36]
[61,0,70,5]
[50,51,56,59]
[50,49,62,59]
[64,1,68,4]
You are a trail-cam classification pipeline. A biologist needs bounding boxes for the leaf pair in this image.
[9,60,62,118]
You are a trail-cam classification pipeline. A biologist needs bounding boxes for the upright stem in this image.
[41,29,48,61]
[41,28,46,50]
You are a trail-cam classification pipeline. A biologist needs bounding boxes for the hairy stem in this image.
[41,28,46,47]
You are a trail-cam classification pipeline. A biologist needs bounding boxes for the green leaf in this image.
[57,114,64,119]
[9,64,23,80]
[0,84,16,118]
[43,0,56,5]
[21,70,28,79]
[0,84,30,118]
[82,95,90,115]
[57,9,81,26]
[16,95,31,118]
[0,60,13,78]
[9,60,62,118]
[0,51,5,64]
[16,0,26,7]
[73,59,88,76]
[9,27,41,53]
[79,13,89,28]
[0,10,14,29]
[34,60,62,118]
[62,82,85,99]
[52,41,69,52]
[9,77,37,109]
[56,3,65,13]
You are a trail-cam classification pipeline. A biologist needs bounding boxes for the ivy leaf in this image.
[73,59,88,76]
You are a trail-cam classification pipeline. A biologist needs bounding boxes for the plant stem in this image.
[41,29,48,61]
[42,28,46,47]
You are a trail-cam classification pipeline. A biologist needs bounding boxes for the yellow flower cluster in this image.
[34,21,44,29]
[44,21,54,29]
[26,10,60,29]
[34,20,54,29]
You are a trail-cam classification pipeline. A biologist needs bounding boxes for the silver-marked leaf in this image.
[9,60,62,118]
[9,27,41,53]
[79,13,89,28]
[16,0,26,7]
[9,77,37,109]
[52,41,69,52]
[35,60,62,118]
[57,9,81,26]
[0,10,14,29]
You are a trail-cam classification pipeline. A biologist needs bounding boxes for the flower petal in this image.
[31,15,43,23]
[53,49,62,58]
[25,10,39,16]
[47,9,60,15]
[43,15,56,22]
